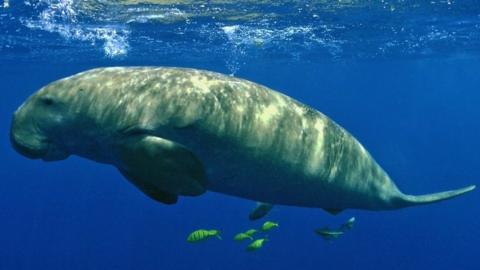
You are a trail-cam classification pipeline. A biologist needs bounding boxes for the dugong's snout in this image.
[10,97,69,161]
[10,128,47,159]
[10,106,49,159]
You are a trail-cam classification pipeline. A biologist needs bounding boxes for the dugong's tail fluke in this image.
[397,185,475,208]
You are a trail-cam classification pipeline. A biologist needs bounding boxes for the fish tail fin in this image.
[396,185,475,208]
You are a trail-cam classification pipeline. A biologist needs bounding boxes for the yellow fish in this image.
[246,238,267,251]
[234,232,253,241]
[261,221,279,232]
[244,229,257,236]
[187,229,221,243]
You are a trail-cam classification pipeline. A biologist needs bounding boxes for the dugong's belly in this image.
[170,127,327,207]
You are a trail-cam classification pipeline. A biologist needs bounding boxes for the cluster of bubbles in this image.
[1,0,478,71]
[219,24,342,74]
[22,0,130,58]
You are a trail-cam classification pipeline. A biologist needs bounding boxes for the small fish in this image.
[187,229,222,243]
[3,0,9,8]
[244,229,257,236]
[340,217,356,231]
[261,221,279,232]
[246,238,267,251]
[249,202,273,220]
[315,227,344,241]
[234,232,253,241]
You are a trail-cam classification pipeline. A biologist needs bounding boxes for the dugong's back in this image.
[64,67,388,208]
[31,67,475,211]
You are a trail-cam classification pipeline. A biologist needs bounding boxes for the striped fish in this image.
[246,238,267,252]
[261,221,279,232]
[187,229,222,243]
[234,232,253,241]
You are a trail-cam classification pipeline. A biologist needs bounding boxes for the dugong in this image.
[10,67,475,213]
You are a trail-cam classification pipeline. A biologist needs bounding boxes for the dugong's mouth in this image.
[10,133,49,160]
[11,136,69,161]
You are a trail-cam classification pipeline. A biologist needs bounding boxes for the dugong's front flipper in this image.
[120,169,179,204]
[118,135,208,204]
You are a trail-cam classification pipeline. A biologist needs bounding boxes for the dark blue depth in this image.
[0,1,479,270]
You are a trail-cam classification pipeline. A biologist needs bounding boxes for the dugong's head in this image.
[10,68,208,202]
[10,79,81,161]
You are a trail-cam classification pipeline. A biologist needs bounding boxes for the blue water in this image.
[1,1,479,269]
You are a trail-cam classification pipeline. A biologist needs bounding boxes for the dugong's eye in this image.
[41,96,55,106]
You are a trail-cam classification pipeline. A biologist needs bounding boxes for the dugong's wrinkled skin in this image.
[10,67,475,211]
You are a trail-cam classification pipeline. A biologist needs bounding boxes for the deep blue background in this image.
[1,56,478,270]
[1,1,479,269]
